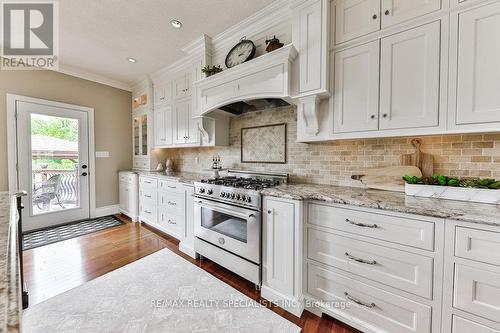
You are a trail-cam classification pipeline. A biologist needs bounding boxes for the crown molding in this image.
[211,0,292,51]
[55,64,133,91]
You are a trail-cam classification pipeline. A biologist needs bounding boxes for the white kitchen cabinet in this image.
[333,40,380,133]
[380,0,441,28]
[174,100,199,145]
[154,81,171,106]
[154,105,173,147]
[334,0,441,44]
[379,20,441,130]
[173,71,192,100]
[119,171,138,222]
[453,2,500,126]
[262,196,303,317]
[335,0,380,44]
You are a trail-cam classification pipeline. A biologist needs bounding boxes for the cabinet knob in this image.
[370,115,376,119]
[372,14,377,19]
[382,113,388,118]
[384,9,390,15]
[267,210,272,214]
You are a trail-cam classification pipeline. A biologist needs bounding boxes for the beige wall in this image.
[0,70,132,207]
[164,106,500,186]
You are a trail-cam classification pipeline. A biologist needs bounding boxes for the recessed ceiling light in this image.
[127,57,137,63]
[170,19,182,29]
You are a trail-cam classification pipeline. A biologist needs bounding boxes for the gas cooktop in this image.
[200,176,280,190]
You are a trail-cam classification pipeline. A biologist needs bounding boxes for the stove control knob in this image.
[236,194,241,200]
[245,196,252,203]
[199,188,205,194]
[230,193,236,199]
[207,189,213,195]
[220,192,225,197]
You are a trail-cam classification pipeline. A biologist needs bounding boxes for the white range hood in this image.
[192,44,298,117]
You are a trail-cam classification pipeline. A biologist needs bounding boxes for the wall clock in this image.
[225,39,256,68]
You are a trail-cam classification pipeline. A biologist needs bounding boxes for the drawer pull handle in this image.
[144,194,152,198]
[144,210,152,214]
[345,252,377,265]
[168,201,177,206]
[344,292,376,308]
[168,219,177,225]
[345,218,378,228]
[168,186,177,189]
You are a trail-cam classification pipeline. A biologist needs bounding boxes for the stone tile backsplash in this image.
[157,106,500,187]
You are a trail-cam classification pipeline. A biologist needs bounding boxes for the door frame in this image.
[6,94,97,219]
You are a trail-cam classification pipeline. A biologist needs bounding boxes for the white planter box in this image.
[405,183,500,205]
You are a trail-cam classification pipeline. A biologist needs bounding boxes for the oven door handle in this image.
[194,200,256,220]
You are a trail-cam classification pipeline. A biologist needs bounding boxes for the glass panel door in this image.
[133,116,140,156]
[16,100,90,232]
[141,114,148,155]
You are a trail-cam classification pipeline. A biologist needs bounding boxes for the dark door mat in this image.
[23,215,125,250]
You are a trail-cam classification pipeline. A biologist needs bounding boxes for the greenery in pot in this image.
[403,174,500,189]
[202,65,223,77]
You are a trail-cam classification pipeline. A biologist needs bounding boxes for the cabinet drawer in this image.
[454,264,500,322]
[308,228,434,298]
[140,201,157,223]
[159,180,183,193]
[455,227,500,267]
[159,208,183,238]
[140,187,157,204]
[140,177,158,189]
[307,263,431,333]
[452,316,500,333]
[119,173,135,183]
[308,203,435,250]
[159,191,184,217]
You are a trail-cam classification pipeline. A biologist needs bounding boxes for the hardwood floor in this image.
[23,215,360,333]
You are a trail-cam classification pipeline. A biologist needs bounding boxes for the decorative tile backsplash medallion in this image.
[241,123,286,163]
[159,106,500,187]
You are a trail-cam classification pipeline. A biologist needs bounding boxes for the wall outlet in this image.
[96,151,110,158]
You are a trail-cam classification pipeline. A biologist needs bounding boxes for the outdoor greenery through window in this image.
[31,114,80,214]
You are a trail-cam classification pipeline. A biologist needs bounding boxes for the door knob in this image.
[82,165,88,169]
[82,172,88,177]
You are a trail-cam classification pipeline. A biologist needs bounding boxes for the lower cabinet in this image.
[138,175,196,257]
[119,171,138,222]
[261,196,304,317]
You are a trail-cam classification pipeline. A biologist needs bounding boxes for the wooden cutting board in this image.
[351,165,422,192]
[400,139,434,178]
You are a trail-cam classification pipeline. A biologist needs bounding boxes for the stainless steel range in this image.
[193,170,288,287]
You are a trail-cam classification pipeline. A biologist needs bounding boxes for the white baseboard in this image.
[260,285,304,318]
[94,204,120,218]
[179,242,197,259]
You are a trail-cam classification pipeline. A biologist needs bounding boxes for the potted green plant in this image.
[403,174,500,204]
[201,65,223,78]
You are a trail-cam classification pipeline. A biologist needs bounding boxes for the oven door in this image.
[194,197,260,264]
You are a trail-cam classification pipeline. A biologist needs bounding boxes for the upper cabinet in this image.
[451,1,500,129]
[173,71,192,100]
[334,0,441,44]
[333,20,442,136]
[335,0,381,44]
[379,21,440,130]
[154,81,172,106]
[154,105,173,147]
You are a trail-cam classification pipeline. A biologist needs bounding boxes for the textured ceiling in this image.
[59,0,275,87]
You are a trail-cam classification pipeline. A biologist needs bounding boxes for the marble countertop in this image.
[0,192,21,333]
[121,170,207,185]
[261,184,500,226]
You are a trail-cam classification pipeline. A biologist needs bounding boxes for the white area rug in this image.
[22,249,301,333]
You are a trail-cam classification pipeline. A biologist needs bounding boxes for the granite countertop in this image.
[122,170,207,185]
[261,183,500,226]
[0,192,20,333]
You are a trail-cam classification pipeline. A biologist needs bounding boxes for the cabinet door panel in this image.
[381,0,441,28]
[263,199,295,295]
[456,2,500,125]
[299,0,323,92]
[174,102,187,144]
[185,101,199,144]
[174,74,187,99]
[379,21,440,130]
[335,0,380,44]
[154,105,172,146]
[334,41,380,133]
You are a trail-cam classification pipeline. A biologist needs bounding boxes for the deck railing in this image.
[32,169,78,204]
